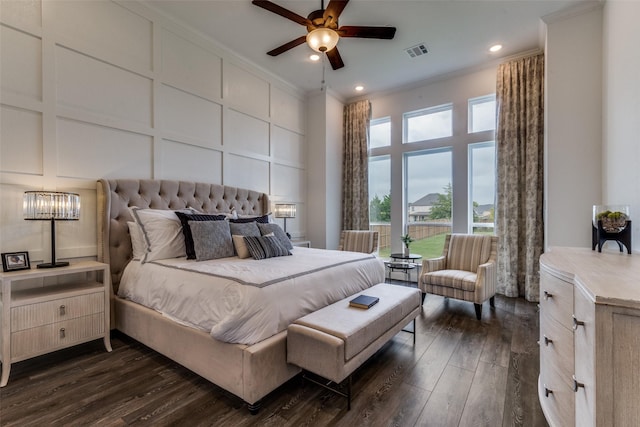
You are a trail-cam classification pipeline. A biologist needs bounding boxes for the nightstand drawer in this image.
[540,269,574,330]
[11,292,104,331]
[11,313,104,360]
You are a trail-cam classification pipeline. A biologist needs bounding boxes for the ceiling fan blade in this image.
[267,35,307,56]
[252,0,311,27]
[338,26,396,39]
[326,47,344,70]
[323,0,349,25]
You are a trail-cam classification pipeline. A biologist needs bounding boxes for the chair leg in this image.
[490,296,495,309]
[474,303,482,320]
[421,292,426,304]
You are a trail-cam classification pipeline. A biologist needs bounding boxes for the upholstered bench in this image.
[287,283,422,409]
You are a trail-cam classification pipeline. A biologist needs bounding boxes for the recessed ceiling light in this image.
[355,85,364,91]
[489,44,503,53]
[309,54,320,61]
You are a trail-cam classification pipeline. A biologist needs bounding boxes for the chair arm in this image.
[421,256,446,274]
[474,261,497,303]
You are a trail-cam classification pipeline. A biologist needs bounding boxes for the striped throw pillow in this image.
[243,235,291,260]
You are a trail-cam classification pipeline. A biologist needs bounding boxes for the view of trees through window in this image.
[368,95,496,262]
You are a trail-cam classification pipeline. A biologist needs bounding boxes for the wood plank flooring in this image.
[0,292,547,427]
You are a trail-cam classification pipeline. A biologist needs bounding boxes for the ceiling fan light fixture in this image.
[306,27,339,52]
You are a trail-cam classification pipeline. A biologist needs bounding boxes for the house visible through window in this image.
[405,148,453,259]
[368,92,496,261]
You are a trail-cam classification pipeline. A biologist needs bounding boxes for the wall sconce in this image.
[274,203,296,238]
[24,191,80,268]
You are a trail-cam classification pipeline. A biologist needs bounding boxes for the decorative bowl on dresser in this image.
[539,247,640,427]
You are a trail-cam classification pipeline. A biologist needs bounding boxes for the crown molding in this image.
[542,0,604,24]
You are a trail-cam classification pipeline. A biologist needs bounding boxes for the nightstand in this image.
[0,260,112,387]
[291,240,311,248]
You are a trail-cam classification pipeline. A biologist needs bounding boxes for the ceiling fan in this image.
[252,0,396,70]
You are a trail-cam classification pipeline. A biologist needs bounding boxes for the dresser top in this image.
[541,247,640,309]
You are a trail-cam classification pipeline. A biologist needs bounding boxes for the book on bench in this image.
[349,294,379,309]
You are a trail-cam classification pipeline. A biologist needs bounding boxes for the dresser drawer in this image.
[539,355,575,427]
[11,292,104,331]
[540,312,574,384]
[11,313,104,360]
[540,269,574,330]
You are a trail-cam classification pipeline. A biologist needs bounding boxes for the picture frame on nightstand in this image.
[1,251,30,272]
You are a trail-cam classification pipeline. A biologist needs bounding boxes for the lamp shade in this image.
[274,203,296,219]
[306,28,339,52]
[24,191,80,269]
[24,191,80,220]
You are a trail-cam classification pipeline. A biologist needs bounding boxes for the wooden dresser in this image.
[539,247,640,427]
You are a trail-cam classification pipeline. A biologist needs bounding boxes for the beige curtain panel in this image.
[342,100,371,230]
[495,53,545,302]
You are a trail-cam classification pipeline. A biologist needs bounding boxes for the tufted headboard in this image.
[97,179,270,293]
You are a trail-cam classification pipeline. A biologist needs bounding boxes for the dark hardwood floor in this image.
[0,291,547,427]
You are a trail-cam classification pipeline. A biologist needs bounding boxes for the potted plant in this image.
[401,233,414,256]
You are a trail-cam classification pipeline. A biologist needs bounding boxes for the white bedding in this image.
[118,247,385,344]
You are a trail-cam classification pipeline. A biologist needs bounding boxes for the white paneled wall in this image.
[0,0,307,262]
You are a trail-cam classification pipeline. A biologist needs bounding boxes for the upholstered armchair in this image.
[418,233,497,320]
[338,230,379,254]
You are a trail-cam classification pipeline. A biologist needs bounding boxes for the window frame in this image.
[468,94,496,134]
[369,116,391,149]
[467,140,496,234]
[403,103,453,144]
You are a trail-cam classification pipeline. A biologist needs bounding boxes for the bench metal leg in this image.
[302,372,352,410]
[401,318,417,345]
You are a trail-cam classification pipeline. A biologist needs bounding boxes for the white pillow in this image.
[131,207,193,263]
[232,232,274,259]
[232,235,250,258]
[127,221,146,260]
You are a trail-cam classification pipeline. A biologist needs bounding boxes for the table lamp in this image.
[274,203,296,238]
[24,191,80,268]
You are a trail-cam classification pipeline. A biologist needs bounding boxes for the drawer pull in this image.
[544,385,553,397]
[543,290,553,300]
[572,375,585,392]
[59,305,66,316]
[543,335,553,346]
[60,328,66,339]
[572,315,585,330]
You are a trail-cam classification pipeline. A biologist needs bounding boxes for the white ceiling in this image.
[146,0,590,99]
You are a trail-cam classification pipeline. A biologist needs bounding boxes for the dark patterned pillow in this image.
[257,223,293,250]
[229,221,261,237]
[188,220,234,261]
[228,214,270,224]
[175,212,227,259]
[243,235,291,260]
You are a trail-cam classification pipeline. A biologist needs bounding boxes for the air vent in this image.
[405,43,428,58]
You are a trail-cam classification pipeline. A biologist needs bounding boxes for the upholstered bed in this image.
[96,179,384,412]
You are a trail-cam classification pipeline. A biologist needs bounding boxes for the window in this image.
[404,148,453,259]
[369,117,391,149]
[403,104,452,143]
[468,95,496,133]
[468,142,495,234]
[369,155,391,225]
[369,155,391,256]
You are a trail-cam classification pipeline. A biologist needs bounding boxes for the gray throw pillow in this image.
[188,220,234,261]
[244,235,291,260]
[229,221,260,237]
[257,223,293,250]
